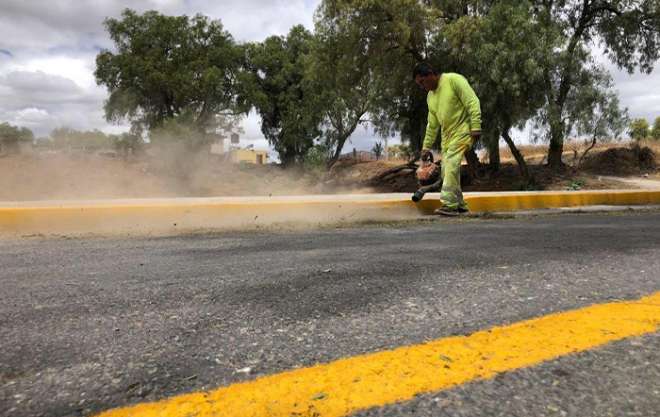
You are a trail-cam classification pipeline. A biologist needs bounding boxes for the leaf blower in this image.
[412,152,442,202]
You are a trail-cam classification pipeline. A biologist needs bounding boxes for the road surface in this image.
[1,212,659,417]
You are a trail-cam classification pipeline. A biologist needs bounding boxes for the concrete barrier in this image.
[1,190,659,236]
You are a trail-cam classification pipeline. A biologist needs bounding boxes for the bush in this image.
[629,118,649,141]
[303,144,331,172]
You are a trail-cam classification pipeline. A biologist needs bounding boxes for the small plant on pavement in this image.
[566,179,585,191]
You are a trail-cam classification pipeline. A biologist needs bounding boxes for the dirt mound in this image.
[327,160,480,193]
[581,145,657,175]
[326,160,417,192]
[328,160,398,181]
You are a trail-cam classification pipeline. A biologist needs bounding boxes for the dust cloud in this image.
[0,147,375,202]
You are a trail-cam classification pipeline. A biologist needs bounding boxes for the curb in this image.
[1,190,659,236]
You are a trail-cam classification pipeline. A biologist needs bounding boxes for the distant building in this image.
[227,149,268,165]
[209,133,268,165]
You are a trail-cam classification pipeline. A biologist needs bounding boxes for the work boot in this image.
[433,207,461,217]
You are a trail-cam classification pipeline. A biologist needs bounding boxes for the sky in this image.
[0,0,658,153]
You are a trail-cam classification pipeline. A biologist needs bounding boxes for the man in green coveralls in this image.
[413,63,482,216]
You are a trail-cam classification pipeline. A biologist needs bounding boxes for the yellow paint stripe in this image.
[96,292,660,417]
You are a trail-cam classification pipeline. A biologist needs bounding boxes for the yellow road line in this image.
[96,292,660,417]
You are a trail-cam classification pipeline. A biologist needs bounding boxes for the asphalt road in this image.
[1,212,659,417]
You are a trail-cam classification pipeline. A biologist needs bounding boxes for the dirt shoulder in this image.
[326,144,659,193]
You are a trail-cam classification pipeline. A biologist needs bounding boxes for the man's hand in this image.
[421,149,433,163]
[470,130,482,141]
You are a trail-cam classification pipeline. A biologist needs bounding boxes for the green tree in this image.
[309,5,378,167]
[314,1,511,175]
[303,143,333,174]
[315,0,658,176]
[567,69,629,167]
[0,122,33,154]
[149,115,210,148]
[109,132,144,159]
[95,9,247,143]
[244,26,323,166]
[531,0,660,167]
[629,118,650,141]
[441,0,552,180]
[372,141,384,160]
[316,0,433,155]
[652,117,660,140]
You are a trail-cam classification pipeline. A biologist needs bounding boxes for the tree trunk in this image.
[487,132,500,171]
[544,3,589,170]
[464,147,481,179]
[410,112,425,154]
[326,112,366,169]
[547,125,565,168]
[327,136,348,169]
[280,146,297,168]
[577,136,598,169]
[408,91,427,154]
[502,129,531,183]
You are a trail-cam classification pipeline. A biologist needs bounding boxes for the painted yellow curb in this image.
[0,195,417,236]
[96,292,660,417]
[464,189,660,212]
[1,190,659,236]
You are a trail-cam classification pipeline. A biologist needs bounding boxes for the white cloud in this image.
[7,107,52,127]
[0,69,110,135]
[186,0,316,42]
[0,0,187,50]
[1,70,83,99]
[9,57,98,89]
[595,49,660,123]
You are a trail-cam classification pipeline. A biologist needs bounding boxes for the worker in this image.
[413,62,482,216]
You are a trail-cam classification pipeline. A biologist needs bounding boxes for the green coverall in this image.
[422,73,482,210]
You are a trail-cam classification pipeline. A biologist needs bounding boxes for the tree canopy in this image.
[629,118,650,141]
[652,117,660,140]
[95,9,247,139]
[0,122,33,154]
[309,4,379,165]
[440,0,553,174]
[243,25,323,166]
[531,0,660,166]
[93,3,659,172]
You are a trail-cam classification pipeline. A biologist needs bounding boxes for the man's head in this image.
[413,62,439,92]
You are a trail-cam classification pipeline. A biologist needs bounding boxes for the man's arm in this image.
[451,74,482,138]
